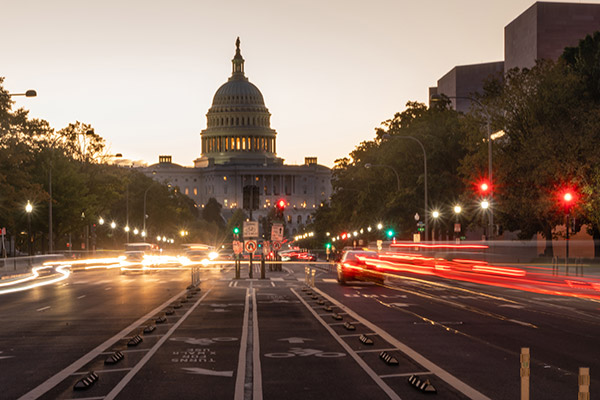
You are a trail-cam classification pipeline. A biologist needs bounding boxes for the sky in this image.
[4,0,598,168]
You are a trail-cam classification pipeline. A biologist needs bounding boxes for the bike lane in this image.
[112,281,248,400]
[256,284,396,400]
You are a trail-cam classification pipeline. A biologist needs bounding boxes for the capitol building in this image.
[142,38,332,235]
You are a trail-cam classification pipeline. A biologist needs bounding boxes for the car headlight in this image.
[209,251,219,260]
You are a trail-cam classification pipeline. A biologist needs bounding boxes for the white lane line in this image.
[104,289,212,400]
[270,282,275,287]
[380,372,433,378]
[99,349,150,355]
[234,289,250,400]
[104,287,112,291]
[322,279,338,283]
[77,295,86,299]
[252,288,263,400]
[313,287,493,400]
[338,332,376,338]
[270,278,284,281]
[36,306,51,312]
[72,368,133,375]
[355,348,398,354]
[292,289,401,400]
[18,288,189,400]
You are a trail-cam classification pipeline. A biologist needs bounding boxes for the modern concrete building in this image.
[505,1,600,72]
[432,61,504,113]
[141,39,332,236]
[431,1,600,111]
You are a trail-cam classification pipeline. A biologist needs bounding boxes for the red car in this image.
[336,250,382,284]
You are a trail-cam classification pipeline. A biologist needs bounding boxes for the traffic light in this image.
[386,229,394,238]
[233,226,240,237]
[275,199,286,218]
[477,179,491,196]
[559,189,577,212]
[325,242,332,249]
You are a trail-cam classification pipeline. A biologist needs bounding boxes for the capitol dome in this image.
[198,38,279,166]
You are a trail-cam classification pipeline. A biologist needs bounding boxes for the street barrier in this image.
[579,367,590,400]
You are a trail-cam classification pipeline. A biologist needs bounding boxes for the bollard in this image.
[235,255,240,279]
[311,269,316,287]
[260,254,266,279]
[305,267,309,285]
[579,367,590,400]
[520,347,530,400]
[249,254,253,279]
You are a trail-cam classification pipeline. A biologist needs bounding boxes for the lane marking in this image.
[104,287,112,291]
[338,332,376,338]
[234,289,250,400]
[380,372,433,378]
[72,368,133,375]
[18,288,190,400]
[270,278,284,281]
[104,289,212,400]
[36,306,51,312]
[252,288,263,400]
[313,287,493,400]
[292,288,401,400]
[322,279,338,283]
[355,348,398,354]
[77,295,86,299]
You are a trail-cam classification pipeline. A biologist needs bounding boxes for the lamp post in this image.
[364,163,400,191]
[25,201,33,256]
[143,184,155,237]
[8,90,37,98]
[431,93,493,239]
[453,205,462,242]
[431,210,440,243]
[380,134,428,241]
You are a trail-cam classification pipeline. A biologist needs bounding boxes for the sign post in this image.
[233,240,243,279]
[244,240,257,278]
[271,223,283,271]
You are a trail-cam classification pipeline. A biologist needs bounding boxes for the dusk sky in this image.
[4,0,598,168]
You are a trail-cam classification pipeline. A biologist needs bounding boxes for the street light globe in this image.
[25,201,33,213]
[432,210,440,219]
[99,217,105,225]
[133,228,139,235]
[156,236,162,241]
[481,200,490,210]
[110,221,116,229]
[162,236,167,242]
[377,223,383,230]
[124,226,130,232]
[454,205,462,214]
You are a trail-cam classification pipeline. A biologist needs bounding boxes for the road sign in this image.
[1,227,5,235]
[263,241,271,255]
[272,241,281,250]
[243,221,259,238]
[233,240,243,255]
[244,240,257,253]
[454,223,461,233]
[271,223,283,241]
[377,240,382,251]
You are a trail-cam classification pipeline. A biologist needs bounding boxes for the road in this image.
[0,261,598,399]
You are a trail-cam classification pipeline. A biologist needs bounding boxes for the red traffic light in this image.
[477,179,491,194]
[563,192,573,203]
[557,187,578,211]
[276,199,286,209]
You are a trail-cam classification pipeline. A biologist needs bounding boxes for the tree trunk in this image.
[592,225,600,260]
[543,225,554,257]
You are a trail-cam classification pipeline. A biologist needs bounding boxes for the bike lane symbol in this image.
[264,347,346,358]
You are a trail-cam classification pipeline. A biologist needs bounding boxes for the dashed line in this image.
[77,295,86,299]
[104,287,112,291]
[36,306,51,312]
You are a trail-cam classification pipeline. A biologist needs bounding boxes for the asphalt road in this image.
[0,262,598,399]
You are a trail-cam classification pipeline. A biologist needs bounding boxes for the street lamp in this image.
[25,201,33,256]
[143,184,155,235]
[453,205,462,241]
[431,210,440,243]
[380,134,428,241]
[8,90,37,97]
[431,93,493,239]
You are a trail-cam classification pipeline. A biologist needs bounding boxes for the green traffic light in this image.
[325,243,332,249]
[386,229,394,238]
[233,227,240,234]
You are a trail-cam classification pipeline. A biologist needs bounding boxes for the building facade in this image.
[141,39,332,235]
[430,1,600,111]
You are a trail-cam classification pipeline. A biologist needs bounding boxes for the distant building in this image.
[431,1,600,111]
[505,1,600,72]
[141,39,332,236]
